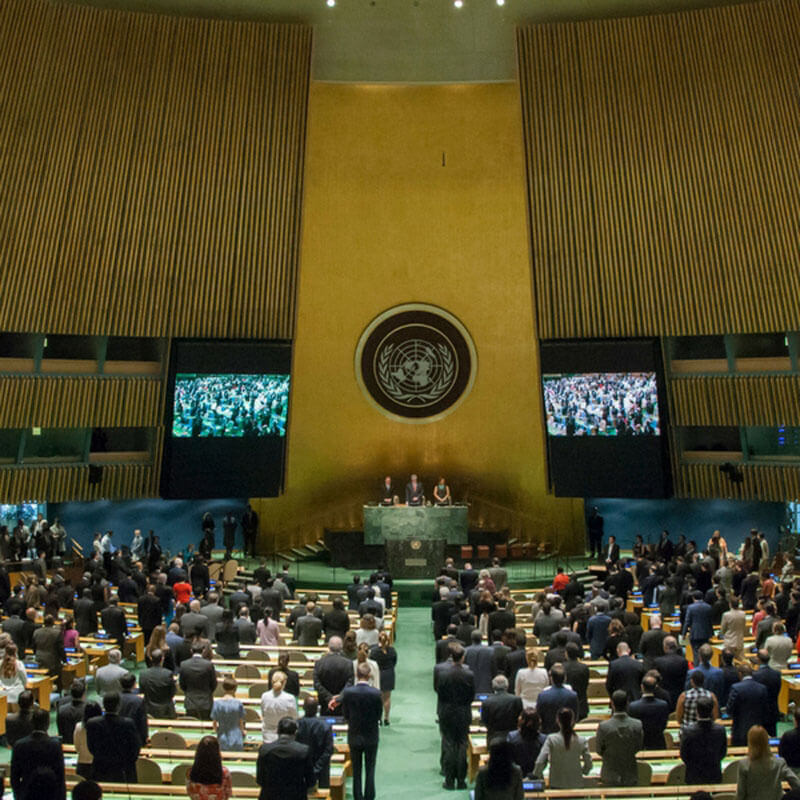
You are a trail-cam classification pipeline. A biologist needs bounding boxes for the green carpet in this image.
[367,606,466,799]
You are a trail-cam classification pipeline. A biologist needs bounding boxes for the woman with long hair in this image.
[0,643,27,703]
[475,739,524,800]
[356,614,379,648]
[507,709,546,778]
[342,630,358,660]
[370,630,397,725]
[146,624,175,671]
[215,609,240,659]
[355,642,380,689]
[736,725,800,800]
[533,707,592,789]
[62,616,80,652]
[186,735,232,800]
[514,650,549,709]
[603,618,625,661]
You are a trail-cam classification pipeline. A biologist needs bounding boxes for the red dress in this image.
[186,767,232,800]
[174,581,193,605]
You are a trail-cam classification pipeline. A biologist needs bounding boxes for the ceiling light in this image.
[496,0,505,5]
[454,0,463,7]
[326,0,335,6]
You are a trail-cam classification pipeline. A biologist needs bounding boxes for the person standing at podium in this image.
[433,478,452,506]
[405,474,424,506]
[380,477,395,506]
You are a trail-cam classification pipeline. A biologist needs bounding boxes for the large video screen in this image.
[540,340,671,499]
[161,340,292,499]
[172,374,289,438]
[543,372,660,437]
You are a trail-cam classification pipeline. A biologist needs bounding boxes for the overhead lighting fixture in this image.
[496,0,505,5]
[326,0,335,6]
[454,0,463,7]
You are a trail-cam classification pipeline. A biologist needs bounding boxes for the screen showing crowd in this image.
[172,374,290,438]
[543,372,660,437]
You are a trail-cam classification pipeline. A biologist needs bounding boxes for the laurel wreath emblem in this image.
[377,342,456,406]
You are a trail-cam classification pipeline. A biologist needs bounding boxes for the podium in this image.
[384,538,446,579]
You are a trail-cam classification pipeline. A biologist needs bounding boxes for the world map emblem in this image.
[355,304,477,422]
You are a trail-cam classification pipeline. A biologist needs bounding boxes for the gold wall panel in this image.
[0,461,160,504]
[517,0,800,339]
[0,0,311,339]
[252,84,583,553]
[0,376,162,429]
[677,463,800,502]
[671,375,800,427]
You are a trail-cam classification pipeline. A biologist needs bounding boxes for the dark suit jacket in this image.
[56,697,85,745]
[120,690,148,744]
[6,711,34,747]
[322,609,350,640]
[638,628,666,670]
[480,691,523,742]
[313,653,354,713]
[653,652,688,710]
[257,735,314,800]
[506,649,527,686]
[564,659,590,720]
[535,685,578,734]
[752,665,782,733]
[629,695,670,749]
[100,605,127,646]
[680,720,727,783]
[139,665,176,718]
[464,644,494,694]
[86,713,141,782]
[341,682,383,749]
[405,481,424,505]
[178,655,217,719]
[294,614,323,647]
[605,543,621,565]
[460,569,479,594]
[432,600,455,641]
[296,716,334,784]
[683,601,714,642]
[3,615,26,654]
[32,625,64,675]
[606,655,645,702]
[488,609,516,636]
[436,663,475,740]
[596,712,643,786]
[10,731,66,800]
[137,594,163,633]
[727,678,768,746]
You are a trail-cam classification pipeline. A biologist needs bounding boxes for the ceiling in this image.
[65,0,746,82]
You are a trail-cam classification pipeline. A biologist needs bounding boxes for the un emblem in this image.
[355,304,477,422]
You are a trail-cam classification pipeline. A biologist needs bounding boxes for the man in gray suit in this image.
[464,630,493,695]
[181,600,210,639]
[94,649,128,697]
[235,607,257,644]
[294,601,323,647]
[178,642,217,719]
[596,690,643,786]
[200,592,224,642]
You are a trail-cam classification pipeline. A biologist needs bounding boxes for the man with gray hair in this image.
[200,591,223,642]
[180,599,209,639]
[94,649,128,697]
[313,636,353,714]
[480,674,522,743]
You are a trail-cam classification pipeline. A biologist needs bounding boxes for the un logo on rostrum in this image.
[356,304,477,423]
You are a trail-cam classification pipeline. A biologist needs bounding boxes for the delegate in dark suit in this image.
[682,599,714,652]
[727,677,768,746]
[605,655,644,702]
[680,719,727,783]
[178,653,217,720]
[628,695,670,750]
[653,652,688,711]
[481,689,523,743]
[536,685,579,733]
[464,643,495,695]
[139,664,176,718]
[436,659,475,788]
[257,734,315,800]
[10,728,66,800]
[313,651,354,714]
[341,680,383,800]
[296,715,334,788]
[564,657,590,720]
[596,711,643,786]
[86,712,142,783]
[101,603,128,648]
[752,664,782,736]
[405,480,424,506]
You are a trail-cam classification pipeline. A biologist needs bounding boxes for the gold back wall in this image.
[0,0,311,338]
[253,84,583,552]
[517,0,800,339]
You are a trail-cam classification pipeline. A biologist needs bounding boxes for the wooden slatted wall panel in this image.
[517,0,800,339]
[677,463,800,501]
[670,375,800,426]
[0,0,311,339]
[0,376,162,428]
[0,463,160,504]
